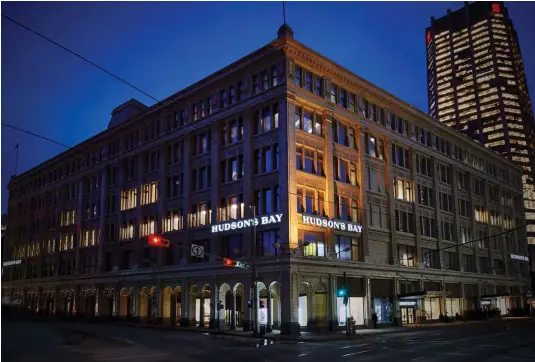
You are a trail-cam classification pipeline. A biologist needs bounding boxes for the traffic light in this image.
[222,258,251,269]
[337,285,348,297]
[147,235,170,248]
[259,300,266,309]
[223,258,237,267]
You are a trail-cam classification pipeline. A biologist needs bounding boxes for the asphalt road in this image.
[2,318,535,362]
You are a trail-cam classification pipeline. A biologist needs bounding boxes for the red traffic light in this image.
[147,235,169,248]
[223,258,236,267]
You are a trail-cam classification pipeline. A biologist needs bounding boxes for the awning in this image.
[398,289,451,300]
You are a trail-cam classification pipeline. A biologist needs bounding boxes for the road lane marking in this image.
[342,350,372,357]
[340,344,368,349]
[94,353,172,361]
[298,354,307,357]
[412,358,424,361]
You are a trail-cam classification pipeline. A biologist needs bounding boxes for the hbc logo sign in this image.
[492,3,501,13]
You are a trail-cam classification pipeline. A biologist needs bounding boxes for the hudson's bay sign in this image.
[301,215,363,233]
[211,213,283,233]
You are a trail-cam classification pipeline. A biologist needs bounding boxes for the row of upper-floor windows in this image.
[9,63,283,202]
[293,67,519,187]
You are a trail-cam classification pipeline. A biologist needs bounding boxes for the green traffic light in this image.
[337,287,347,297]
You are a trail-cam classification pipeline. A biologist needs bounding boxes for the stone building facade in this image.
[2,25,530,335]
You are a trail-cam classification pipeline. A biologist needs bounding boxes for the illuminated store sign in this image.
[510,254,529,262]
[302,215,363,234]
[211,213,283,233]
[399,301,416,307]
[2,260,21,267]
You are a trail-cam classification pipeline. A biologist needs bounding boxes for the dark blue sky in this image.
[2,1,534,212]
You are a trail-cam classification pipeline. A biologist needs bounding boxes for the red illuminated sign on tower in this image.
[426,31,432,45]
[492,3,501,13]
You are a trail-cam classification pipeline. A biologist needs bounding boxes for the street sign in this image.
[191,244,204,258]
[235,261,251,269]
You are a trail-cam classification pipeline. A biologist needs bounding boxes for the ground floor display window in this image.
[336,297,364,326]
[373,297,393,324]
[400,307,415,324]
[496,297,507,315]
[445,298,461,317]
[423,297,440,320]
[195,298,211,326]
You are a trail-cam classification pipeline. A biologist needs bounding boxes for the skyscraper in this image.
[426,1,535,249]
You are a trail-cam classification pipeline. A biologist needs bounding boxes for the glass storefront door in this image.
[401,307,415,324]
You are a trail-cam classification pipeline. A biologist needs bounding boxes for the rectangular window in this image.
[437,163,452,184]
[141,182,158,205]
[229,86,235,105]
[395,209,414,233]
[257,230,280,257]
[398,244,415,267]
[304,70,312,91]
[271,65,278,87]
[329,84,336,103]
[417,184,434,207]
[220,89,227,108]
[314,77,322,96]
[441,220,454,241]
[301,231,325,257]
[294,66,302,87]
[391,145,410,168]
[393,177,413,202]
[420,216,437,238]
[121,189,137,210]
[162,209,184,233]
[336,236,360,261]
[439,192,453,212]
[416,155,433,177]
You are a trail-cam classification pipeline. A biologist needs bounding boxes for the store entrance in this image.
[401,307,415,324]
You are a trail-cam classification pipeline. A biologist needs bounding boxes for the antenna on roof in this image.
[282,1,287,25]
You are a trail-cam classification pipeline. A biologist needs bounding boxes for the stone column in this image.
[328,274,337,331]
[323,109,336,253]
[199,294,205,328]
[180,281,190,326]
[181,137,191,265]
[432,157,444,268]
[279,99,298,250]
[451,166,462,270]
[210,122,221,260]
[135,154,144,270]
[242,279,252,331]
[364,277,373,327]
[393,277,400,325]
[411,152,422,264]
[384,139,398,264]
[467,173,481,273]
[280,271,300,336]
[75,179,84,273]
[266,290,272,332]
[483,179,494,273]
[157,146,167,266]
[231,292,237,329]
[242,110,254,257]
[209,280,218,329]
[98,170,107,272]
